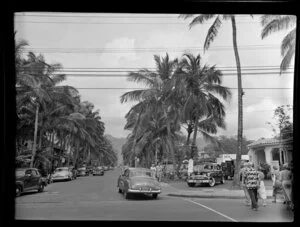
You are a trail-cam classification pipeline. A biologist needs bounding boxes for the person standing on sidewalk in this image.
[244,162,260,211]
[279,163,293,206]
[257,168,267,206]
[240,162,251,206]
[150,164,157,179]
[271,166,281,203]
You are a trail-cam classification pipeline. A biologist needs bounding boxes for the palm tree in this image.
[120,54,180,171]
[179,14,246,186]
[261,15,296,73]
[174,53,230,158]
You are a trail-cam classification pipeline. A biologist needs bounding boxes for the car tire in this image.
[209,178,216,187]
[152,194,158,199]
[118,188,122,193]
[16,186,22,197]
[187,183,196,187]
[38,184,44,192]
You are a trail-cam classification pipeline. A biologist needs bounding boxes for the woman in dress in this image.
[257,168,267,206]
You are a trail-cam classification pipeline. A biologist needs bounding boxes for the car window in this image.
[130,170,152,177]
[16,170,26,177]
[31,170,38,176]
[124,169,129,177]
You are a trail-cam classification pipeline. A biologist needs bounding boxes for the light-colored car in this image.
[117,168,161,199]
[52,167,73,182]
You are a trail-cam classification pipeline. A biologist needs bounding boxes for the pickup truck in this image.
[15,168,47,197]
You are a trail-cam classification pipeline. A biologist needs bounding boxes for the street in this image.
[15,168,293,222]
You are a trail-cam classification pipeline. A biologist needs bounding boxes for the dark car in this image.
[93,166,104,176]
[117,168,161,199]
[186,163,225,187]
[77,167,88,177]
[221,160,235,180]
[15,168,47,197]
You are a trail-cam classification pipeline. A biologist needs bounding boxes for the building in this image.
[216,154,249,165]
[247,138,293,167]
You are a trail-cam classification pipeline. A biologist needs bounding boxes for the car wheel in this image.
[38,184,44,192]
[152,194,158,199]
[118,188,122,193]
[187,183,196,187]
[16,186,22,197]
[209,178,216,187]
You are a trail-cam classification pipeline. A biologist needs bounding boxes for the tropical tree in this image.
[179,14,247,186]
[261,15,296,73]
[120,54,180,171]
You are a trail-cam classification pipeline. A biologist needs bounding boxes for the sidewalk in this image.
[160,180,285,201]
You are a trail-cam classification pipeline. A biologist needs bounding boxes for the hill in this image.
[105,134,127,165]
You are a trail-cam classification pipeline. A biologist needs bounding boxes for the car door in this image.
[24,169,34,189]
[31,170,40,188]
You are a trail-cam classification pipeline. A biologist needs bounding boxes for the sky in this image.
[14,13,295,141]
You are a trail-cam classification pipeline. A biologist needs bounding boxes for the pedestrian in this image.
[257,167,267,206]
[244,162,260,211]
[150,164,156,179]
[271,166,281,203]
[279,163,293,206]
[240,162,251,206]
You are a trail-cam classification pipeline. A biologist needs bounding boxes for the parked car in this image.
[86,166,93,175]
[93,166,104,176]
[15,168,47,197]
[77,167,88,177]
[117,167,161,199]
[186,163,225,187]
[52,167,74,182]
[103,166,109,171]
[221,160,235,180]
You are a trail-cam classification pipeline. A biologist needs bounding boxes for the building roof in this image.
[247,138,293,148]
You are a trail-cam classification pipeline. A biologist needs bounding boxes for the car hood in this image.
[129,176,159,186]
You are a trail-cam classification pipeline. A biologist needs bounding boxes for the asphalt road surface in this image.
[15,168,294,222]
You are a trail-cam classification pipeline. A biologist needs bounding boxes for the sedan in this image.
[77,167,88,177]
[52,167,73,182]
[93,166,104,176]
[117,168,161,199]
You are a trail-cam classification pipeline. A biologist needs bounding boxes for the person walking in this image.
[240,162,251,206]
[271,166,281,203]
[279,163,293,207]
[257,168,267,206]
[244,162,260,211]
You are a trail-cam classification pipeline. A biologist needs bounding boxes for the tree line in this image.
[15,37,117,172]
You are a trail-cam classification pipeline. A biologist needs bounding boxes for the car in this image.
[103,166,109,171]
[77,167,88,177]
[69,166,77,179]
[15,168,47,197]
[52,167,74,182]
[186,163,225,187]
[117,167,161,199]
[93,166,104,176]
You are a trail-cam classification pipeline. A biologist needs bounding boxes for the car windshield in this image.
[55,168,68,173]
[16,169,26,177]
[130,170,152,177]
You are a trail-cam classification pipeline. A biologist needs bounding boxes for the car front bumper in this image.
[187,179,210,184]
[128,188,161,194]
[52,176,69,181]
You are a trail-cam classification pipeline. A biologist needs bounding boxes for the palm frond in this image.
[127,70,156,87]
[281,28,296,57]
[188,14,216,29]
[280,43,295,73]
[204,16,222,51]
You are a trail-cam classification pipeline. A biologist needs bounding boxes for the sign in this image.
[270,160,280,173]
[188,159,194,175]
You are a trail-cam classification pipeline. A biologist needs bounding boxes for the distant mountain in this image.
[196,136,210,150]
[105,134,127,165]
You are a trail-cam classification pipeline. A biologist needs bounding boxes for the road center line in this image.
[182,198,238,222]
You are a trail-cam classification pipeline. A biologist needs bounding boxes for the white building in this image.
[247,138,293,167]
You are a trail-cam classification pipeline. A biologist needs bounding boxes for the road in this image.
[15,168,293,221]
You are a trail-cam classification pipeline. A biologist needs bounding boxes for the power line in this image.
[72,87,292,90]
[14,21,259,25]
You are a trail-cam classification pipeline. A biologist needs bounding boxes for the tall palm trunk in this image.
[38,122,43,150]
[130,111,143,167]
[231,16,243,187]
[30,103,39,168]
[191,115,200,159]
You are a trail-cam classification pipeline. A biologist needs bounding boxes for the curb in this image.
[166,194,275,200]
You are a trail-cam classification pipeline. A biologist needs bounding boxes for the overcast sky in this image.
[14,13,295,141]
